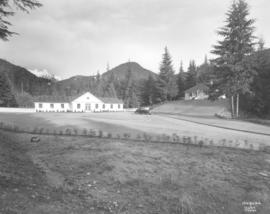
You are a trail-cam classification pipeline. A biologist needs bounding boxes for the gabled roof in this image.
[98,97,123,104]
[34,92,123,104]
[185,83,209,93]
[33,95,74,103]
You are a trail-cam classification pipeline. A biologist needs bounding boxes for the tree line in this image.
[0,0,269,117]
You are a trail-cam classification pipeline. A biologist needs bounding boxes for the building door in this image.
[85,103,91,112]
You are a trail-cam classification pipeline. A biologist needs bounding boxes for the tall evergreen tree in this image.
[0,73,17,107]
[123,64,139,108]
[0,0,42,40]
[211,0,256,118]
[240,49,270,116]
[154,78,167,103]
[177,61,185,98]
[197,58,214,84]
[159,47,178,100]
[185,60,197,89]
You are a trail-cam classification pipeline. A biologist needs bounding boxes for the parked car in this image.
[135,107,151,115]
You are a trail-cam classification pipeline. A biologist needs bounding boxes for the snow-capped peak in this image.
[28,68,62,81]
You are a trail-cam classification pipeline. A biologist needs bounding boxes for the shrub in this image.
[193,136,198,144]
[182,136,187,144]
[188,137,193,144]
[98,130,103,138]
[161,134,170,142]
[65,128,72,135]
[143,133,152,142]
[73,128,78,136]
[155,135,161,142]
[13,125,19,132]
[88,129,94,136]
[198,140,204,148]
[249,143,254,150]
[136,134,142,141]
[107,133,112,138]
[82,129,88,136]
[33,127,39,134]
[221,139,227,147]
[123,133,131,139]
[172,133,180,143]
[259,144,270,154]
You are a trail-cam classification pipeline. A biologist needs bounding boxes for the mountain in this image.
[0,59,157,107]
[28,68,62,81]
[102,62,157,81]
[56,62,157,91]
[54,62,157,98]
[0,59,54,96]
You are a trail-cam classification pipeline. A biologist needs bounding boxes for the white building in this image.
[184,83,209,100]
[34,92,124,112]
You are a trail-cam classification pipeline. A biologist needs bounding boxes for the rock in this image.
[259,171,269,177]
[215,108,232,119]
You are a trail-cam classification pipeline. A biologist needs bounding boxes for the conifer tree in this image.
[159,47,178,100]
[185,60,197,89]
[0,73,17,107]
[0,0,42,40]
[211,0,256,118]
[140,75,158,106]
[123,64,139,108]
[177,61,185,98]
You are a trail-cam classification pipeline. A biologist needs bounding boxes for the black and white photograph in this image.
[0,0,270,213]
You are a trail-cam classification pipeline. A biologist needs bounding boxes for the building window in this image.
[87,97,89,99]
[77,104,81,109]
[103,104,105,109]
[61,104,64,108]
[118,104,121,109]
[50,103,54,108]
[111,104,113,109]
[39,103,43,108]
[96,104,98,109]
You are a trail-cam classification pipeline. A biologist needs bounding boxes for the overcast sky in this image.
[0,0,269,79]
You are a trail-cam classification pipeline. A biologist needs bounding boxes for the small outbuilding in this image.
[184,83,209,100]
[34,92,124,112]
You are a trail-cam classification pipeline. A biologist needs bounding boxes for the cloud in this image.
[0,0,269,78]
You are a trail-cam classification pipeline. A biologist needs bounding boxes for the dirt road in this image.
[1,112,270,146]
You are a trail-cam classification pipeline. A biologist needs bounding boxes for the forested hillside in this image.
[0,48,269,116]
[0,59,157,108]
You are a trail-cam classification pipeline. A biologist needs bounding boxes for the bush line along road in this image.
[0,111,270,151]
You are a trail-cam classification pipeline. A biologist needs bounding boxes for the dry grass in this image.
[1,130,270,213]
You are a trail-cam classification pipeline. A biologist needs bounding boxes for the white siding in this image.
[34,92,124,113]
[185,90,208,100]
[71,92,103,112]
[35,102,70,112]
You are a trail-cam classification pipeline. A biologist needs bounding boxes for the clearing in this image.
[1,130,270,213]
[0,112,270,148]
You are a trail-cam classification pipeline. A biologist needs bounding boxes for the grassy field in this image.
[0,112,270,149]
[1,130,270,213]
[152,99,230,117]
